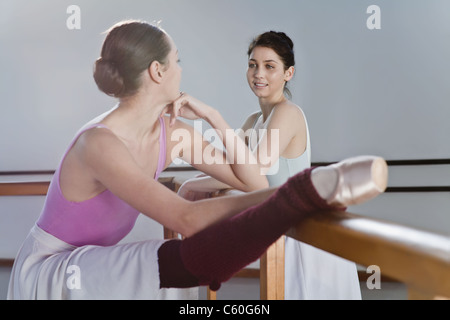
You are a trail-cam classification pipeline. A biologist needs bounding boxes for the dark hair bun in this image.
[272,31,294,51]
[93,57,125,97]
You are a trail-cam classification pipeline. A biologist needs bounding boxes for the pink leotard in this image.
[37,117,166,247]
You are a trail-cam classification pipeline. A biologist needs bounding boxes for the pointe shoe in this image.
[327,156,388,207]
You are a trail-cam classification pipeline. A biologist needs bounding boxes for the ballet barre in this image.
[286,210,450,300]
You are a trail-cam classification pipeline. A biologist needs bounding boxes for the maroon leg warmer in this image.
[158,167,340,290]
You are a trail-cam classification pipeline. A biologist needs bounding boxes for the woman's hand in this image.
[161,92,216,127]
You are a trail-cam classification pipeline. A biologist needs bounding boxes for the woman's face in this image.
[247,46,293,100]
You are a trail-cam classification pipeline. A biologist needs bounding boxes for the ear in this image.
[284,66,295,82]
[148,60,164,84]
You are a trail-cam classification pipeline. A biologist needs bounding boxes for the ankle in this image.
[311,166,339,202]
[282,167,339,213]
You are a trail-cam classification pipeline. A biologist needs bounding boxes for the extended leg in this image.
[159,167,332,290]
[158,156,387,290]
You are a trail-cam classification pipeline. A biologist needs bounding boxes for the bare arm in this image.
[176,105,305,195]
[79,129,275,238]
[165,95,268,192]
[182,186,277,237]
[175,111,263,197]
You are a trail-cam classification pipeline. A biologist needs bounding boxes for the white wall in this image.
[1,0,449,171]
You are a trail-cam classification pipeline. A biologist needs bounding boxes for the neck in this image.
[258,92,287,121]
[104,91,166,142]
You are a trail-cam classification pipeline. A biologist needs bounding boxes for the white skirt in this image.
[7,224,198,300]
[285,237,362,300]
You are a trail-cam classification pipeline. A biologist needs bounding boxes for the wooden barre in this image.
[0,182,50,196]
[0,177,176,197]
[287,210,450,299]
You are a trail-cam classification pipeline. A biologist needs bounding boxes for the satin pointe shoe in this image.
[327,156,388,207]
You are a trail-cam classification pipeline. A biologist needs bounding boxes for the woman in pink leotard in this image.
[8,20,388,300]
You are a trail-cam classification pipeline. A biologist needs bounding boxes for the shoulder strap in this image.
[298,108,311,165]
[56,123,110,171]
[252,111,263,129]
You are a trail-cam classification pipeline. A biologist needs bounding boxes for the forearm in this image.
[205,109,268,191]
[183,186,277,237]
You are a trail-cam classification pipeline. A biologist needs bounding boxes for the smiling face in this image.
[247,46,294,101]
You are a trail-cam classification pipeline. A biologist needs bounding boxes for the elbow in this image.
[178,218,196,238]
[258,177,270,190]
[242,176,269,192]
[250,164,270,191]
[244,183,268,193]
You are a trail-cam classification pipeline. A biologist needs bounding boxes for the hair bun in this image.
[271,31,294,51]
[93,57,125,97]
